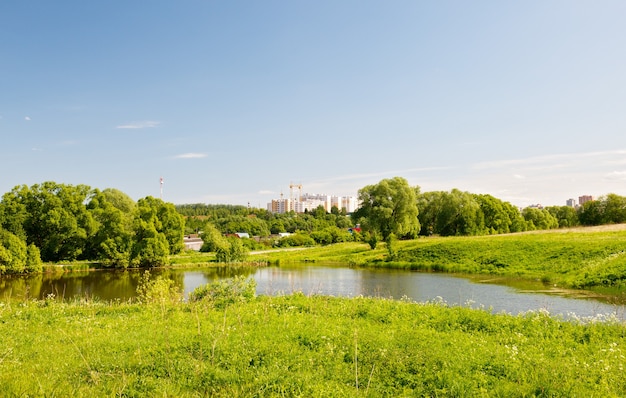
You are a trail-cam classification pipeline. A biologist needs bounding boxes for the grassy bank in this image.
[251,226,626,289]
[0,293,625,397]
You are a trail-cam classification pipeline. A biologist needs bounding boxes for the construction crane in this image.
[289,182,302,206]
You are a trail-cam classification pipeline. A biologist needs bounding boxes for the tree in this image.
[0,186,29,240]
[157,201,185,255]
[417,191,445,236]
[503,202,526,233]
[0,182,96,262]
[200,223,229,253]
[354,177,420,254]
[602,194,626,224]
[545,205,579,228]
[578,200,603,226]
[130,197,176,267]
[522,208,559,230]
[0,229,41,274]
[200,223,248,262]
[215,236,248,263]
[435,190,484,236]
[216,215,270,237]
[475,194,512,234]
[86,189,136,267]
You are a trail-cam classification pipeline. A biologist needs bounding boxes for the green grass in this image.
[250,227,626,289]
[0,294,624,397]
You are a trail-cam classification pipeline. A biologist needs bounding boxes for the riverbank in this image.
[1,292,624,396]
[37,225,626,293]
[251,225,626,290]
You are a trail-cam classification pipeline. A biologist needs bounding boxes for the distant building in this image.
[183,235,203,251]
[566,198,577,208]
[267,192,359,214]
[267,198,293,213]
[578,195,595,205]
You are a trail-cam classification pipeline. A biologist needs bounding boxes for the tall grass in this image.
[0,292,624,396]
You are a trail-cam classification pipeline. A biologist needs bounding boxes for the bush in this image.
[188,276,256,309]
[136,271,182,305]
[215,237,249,263]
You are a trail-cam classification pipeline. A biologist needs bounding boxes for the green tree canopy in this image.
[545,205,580,228]
[129,197,184,267]
[86,189,136,267]
[0,228,41,274]
[521,208,559,231]
[0,182,96,262]
[354,177,420,247]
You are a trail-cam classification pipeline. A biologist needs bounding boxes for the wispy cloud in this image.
[116,120,161,129]
[310,167,452,185]
[473,149,626,171]
[604,171,626,181]
[24,116,31,121]
[174,153,208,159]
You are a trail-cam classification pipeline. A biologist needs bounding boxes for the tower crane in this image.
[289,182,303,210]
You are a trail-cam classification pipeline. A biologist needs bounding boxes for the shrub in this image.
[136,271,182,305]
[215,237,248,263]
[188,276,256,309]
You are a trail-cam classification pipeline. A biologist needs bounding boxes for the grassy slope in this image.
[251,226,626,289]
[1,296,625,397]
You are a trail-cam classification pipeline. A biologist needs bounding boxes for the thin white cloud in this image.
[473,149,626,171]
[310,167,452,185]
[24,116,31,121]
[116,120,161,129]
[604,171,626,181]
[174,153,208,159]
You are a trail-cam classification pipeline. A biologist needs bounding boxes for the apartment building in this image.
[267,193,359,214]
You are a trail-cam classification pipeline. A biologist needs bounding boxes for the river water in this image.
[1,264,624,320]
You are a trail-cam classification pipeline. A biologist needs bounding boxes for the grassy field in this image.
[2,226,623,396]
[249,225,626,290]
[1,290,625,397]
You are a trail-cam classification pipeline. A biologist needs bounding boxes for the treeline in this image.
[0,182,184,274]
[179,184,626,244]
[418,190,553,236]
[418,190,626,236]
[178,204,353,238]
[2,178,625,274]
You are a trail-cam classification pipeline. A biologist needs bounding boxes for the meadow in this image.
[2,226,626,396]
[0,285,625,397]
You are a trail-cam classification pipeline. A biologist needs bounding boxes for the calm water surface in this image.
[1,264,624,319]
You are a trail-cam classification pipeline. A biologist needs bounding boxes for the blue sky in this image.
[2,1,626,208]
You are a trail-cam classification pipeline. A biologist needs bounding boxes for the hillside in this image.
[250,224,626,290]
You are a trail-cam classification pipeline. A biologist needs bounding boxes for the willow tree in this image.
[353,177,420,255]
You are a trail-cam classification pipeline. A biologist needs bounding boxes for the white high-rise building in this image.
[267,191,360,214]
